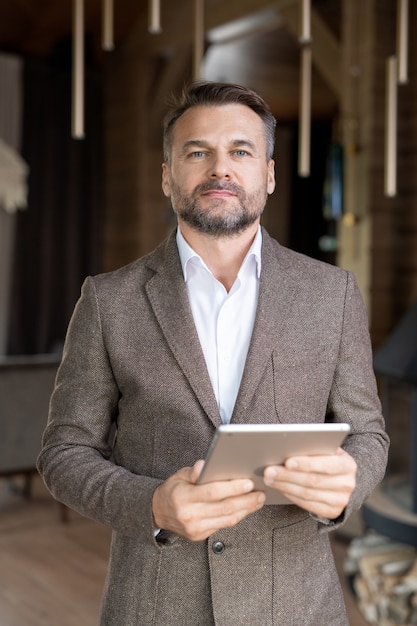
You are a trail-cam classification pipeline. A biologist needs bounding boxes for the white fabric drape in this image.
[0,137,28,213]
[0,53,26,355]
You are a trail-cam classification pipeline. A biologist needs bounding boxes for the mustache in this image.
[193,181,244,195]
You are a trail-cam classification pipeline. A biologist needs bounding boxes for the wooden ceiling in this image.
[0,0,341,119]
[0,0,145,59]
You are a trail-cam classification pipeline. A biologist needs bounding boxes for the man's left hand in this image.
[263,447,357,520]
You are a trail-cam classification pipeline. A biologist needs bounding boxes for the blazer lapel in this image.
[232,230,299,423]
[144,229,299,428]
[145,233,222,428]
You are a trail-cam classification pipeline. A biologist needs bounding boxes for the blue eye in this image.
[191,151,205,158]
[235,150,247,157]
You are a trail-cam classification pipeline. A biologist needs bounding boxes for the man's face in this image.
[162,104,275,237]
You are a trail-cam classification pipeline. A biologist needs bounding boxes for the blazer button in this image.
[212,540,225,554]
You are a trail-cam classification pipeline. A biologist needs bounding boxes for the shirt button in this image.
[212,540,225,554]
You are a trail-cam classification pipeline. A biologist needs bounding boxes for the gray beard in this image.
[171,181,267,237]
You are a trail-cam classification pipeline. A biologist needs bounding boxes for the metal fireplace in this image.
[362,299,417,546]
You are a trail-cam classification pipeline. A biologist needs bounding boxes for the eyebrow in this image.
[180,140,209,154]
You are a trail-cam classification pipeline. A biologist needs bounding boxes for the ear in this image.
[161,163,171,197]
[267,159,276,195]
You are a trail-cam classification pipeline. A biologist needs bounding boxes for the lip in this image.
[201,190,236,198]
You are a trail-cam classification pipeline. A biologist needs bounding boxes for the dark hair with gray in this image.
[163,81,276,164]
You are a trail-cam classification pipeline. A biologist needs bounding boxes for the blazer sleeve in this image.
[37,276,162,541]
[320,271,389,529]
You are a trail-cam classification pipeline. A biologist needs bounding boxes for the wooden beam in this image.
[279,3,341,97]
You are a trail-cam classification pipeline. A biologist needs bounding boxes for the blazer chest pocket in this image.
[272,352,334,423]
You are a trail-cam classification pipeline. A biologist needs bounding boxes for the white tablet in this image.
[197,422,351,505]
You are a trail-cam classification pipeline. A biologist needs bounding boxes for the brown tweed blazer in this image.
[38,228,388,625]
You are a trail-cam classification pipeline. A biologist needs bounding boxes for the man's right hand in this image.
[152,460,266,542]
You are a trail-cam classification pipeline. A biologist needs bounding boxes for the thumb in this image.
[189,459,205,484]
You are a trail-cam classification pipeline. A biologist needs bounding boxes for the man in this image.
[38,81,389,625]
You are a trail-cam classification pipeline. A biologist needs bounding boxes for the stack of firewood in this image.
[343,532,417,625]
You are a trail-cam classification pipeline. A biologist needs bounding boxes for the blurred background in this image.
[0,1,416,624]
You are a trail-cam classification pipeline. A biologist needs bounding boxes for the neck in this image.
[179,220,259,291]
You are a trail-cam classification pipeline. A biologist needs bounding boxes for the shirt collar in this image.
[176,225,262,282]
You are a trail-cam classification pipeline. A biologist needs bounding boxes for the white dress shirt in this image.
[176,226,262,423]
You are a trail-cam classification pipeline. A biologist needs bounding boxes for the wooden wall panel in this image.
[100,0,417,352]
[370,0,417,346]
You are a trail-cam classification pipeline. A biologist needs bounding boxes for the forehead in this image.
[171,104,266,149]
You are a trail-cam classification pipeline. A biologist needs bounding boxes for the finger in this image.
[189,461,257,494]
[197,476,256,503]
[189,459,205,483]
[263,467,355,521]
[281,492,348,520]
[264,466,355,494]
[186,491,266,540]
[284,448,357,475]
[268,474,352,501]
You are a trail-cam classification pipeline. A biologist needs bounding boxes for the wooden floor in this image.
[0,475,370,626]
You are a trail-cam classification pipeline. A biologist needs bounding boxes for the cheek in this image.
[173,173,201,197]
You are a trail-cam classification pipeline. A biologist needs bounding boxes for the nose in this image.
[209,154,230,179]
